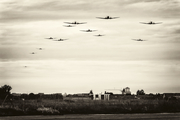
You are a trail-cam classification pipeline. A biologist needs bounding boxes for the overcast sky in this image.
[0,0,180,94]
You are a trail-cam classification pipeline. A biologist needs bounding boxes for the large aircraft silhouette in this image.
[140,21,162,25]
[96,16,119,19]
[64,21,86,24]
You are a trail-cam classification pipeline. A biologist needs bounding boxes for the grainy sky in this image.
[0,0,180,94]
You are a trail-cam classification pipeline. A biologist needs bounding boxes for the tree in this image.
[89,90,93,95]
[29,93,35,99]
[137,89,145,95]
[89,90,93,100]
[0,84,12,99]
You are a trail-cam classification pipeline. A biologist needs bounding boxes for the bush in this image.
[37,107,60,115]
[0,108,24,116]
[1,99,180,115]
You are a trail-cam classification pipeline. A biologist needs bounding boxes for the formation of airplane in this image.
[53,38,68,41]
[80,29,97,32]
[132,39,146,41]
[94,34,105,36]
[30,48,42,55]
[96,16,119,19]
[28,16,163,57]
[140,21,162,25]
[64,21,87,24]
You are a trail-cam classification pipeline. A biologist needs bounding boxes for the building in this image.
[93,93,110,100]
[122,87,131,95]
[64,93,92,101]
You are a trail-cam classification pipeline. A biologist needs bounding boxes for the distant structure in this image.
[122,87,131,95]
[63,93,67,97]
[12,93,21,97]
[163,93,180,100]
[93,93,110,101]
[63,93,92,101]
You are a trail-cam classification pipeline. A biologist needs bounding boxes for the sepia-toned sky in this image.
[0,0,180,94]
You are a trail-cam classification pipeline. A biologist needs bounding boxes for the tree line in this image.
[0,84,147,100]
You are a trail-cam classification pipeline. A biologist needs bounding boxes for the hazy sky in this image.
[0,0,180,94]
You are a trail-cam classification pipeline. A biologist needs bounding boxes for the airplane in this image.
[37,48,43,50]
[94,34,105,36]
[53,38,68,41]
[80,29,97,32]
[63,25,75,27]
[132,39,146,41]
[96,16,119,19]
[45,37,55,39]
[64,21,87,24]
[140,21,162,25]
[30,52,36,54]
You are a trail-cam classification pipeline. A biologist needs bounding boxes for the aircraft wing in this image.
[96,17,106,19]
[140,22,148,24]
[64,22,73,24]
[91,30,97,32]
[78,22,87,24]
[63,25,74,27]
[80,30,88,32]
[111,17,119,19]
[154,22,162,24]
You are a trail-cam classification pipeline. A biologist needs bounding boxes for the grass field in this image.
[0,99,180,115]
[1,113,180,120]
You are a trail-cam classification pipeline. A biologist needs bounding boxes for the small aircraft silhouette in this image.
[63,25,75,27]
[64,21,87,24]
[37,48,43,50]
[140,21,162,25]
[94,34,105,36]
[132,39,146,41]
[54,38,68,41]
[30,52,36,54]
[96,16,119,19]
[45,37,55,39]
[80,29,97,32]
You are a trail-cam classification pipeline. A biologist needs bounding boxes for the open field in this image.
[0,113,180,120]
[1,99,180,115]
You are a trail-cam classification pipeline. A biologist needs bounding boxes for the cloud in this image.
[0,0,180,93]
[122,0,180,19]
[1,0,180,23]
[1,60,180,93]
[0,0,123,23]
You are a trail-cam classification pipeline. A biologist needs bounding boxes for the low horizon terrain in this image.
[1,0,180,95]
